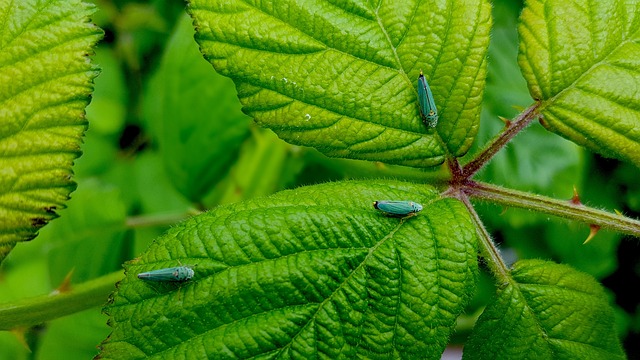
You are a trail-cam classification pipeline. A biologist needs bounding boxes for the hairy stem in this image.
[0,271,123,330]
[443,179,510,283]
[458,192,510,283]
[466,181,640,238]
[462,103,541,178]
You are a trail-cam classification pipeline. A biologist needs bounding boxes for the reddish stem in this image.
[460,103,541,179]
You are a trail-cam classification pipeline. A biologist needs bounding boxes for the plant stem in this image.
[466,181,640,238]
[126,211,195,228]
[458,192,510,284]
[443,174,510,283]
[0,270,123,330]
[462,103,540,178]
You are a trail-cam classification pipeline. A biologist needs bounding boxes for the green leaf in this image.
[475,0,583,201]
[100,180,478,359]
[518,0,640,167]
[300,149,449,185]
[144,14,251,202]
[209,128,299,206]
[38,179,127,284]
[0,331,27,360]
[85,47,128,136]
[187,0,491,167]
[37,308,110,359]
[543,222,620,279]
[129,151,193,215]
[0,0,103,262]
[463,259,625,359]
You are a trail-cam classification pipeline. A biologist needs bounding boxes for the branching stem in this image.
[444,101,640,282]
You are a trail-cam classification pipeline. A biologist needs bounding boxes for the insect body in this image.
[418,70,438,128]
[137,266,194,282]
[373,200,423,217]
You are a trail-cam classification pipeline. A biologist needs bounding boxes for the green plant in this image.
[1,0,639,359]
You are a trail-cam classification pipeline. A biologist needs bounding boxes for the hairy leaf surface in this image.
[100,180,478,359]
[463,259,625,359]
[187,0,491,167]
[519,0,640,167]
[0,0,102,262]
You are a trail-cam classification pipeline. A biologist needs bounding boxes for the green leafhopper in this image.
[137,266,194,282]
[418,70,438,128]
[373,200,423,217]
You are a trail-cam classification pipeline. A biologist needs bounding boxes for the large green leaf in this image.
[0,0,103,262]
[187,0,491,167]
[476,0,582,201]
[100,180,478,359]
[463,259,625,359]
[518,0,640,167]
[144,14,251,202]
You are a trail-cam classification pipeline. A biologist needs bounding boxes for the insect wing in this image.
[374,200,423,216]
[418,72,438,128]
[138,266,194,282]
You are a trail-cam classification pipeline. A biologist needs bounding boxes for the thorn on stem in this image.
[570,186,582,205]
[583,224,601,244]
[498,116,511,127]
[55,269,75,294]
[11,328,31,351]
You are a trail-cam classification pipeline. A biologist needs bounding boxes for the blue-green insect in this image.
[137,266,194,282]
[418,70,438,128]
[373,200,423,217]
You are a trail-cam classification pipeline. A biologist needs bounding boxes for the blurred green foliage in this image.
[0,0,638,358]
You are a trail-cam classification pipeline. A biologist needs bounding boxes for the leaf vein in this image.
[439,3,486,144]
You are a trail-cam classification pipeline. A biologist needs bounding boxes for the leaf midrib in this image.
[273,219,408,357]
